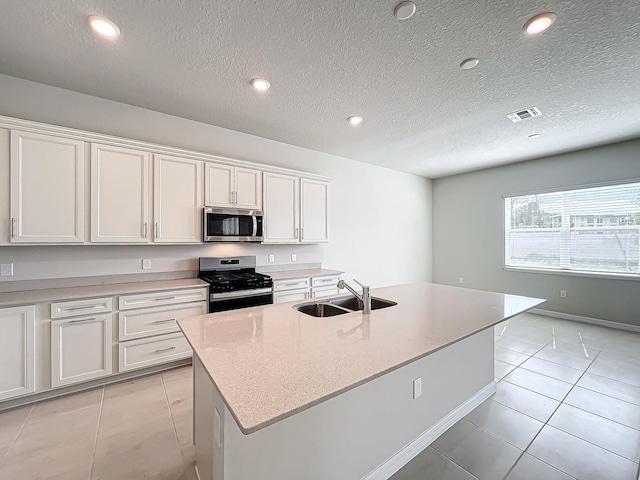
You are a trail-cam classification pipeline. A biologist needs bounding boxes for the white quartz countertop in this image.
[178,282,545,434]
[0,278,208,307]
[265,268,343,281]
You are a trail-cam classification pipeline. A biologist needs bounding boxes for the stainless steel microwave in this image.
[203,207,264,242]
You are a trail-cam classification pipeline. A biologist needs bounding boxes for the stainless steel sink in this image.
[294,296,398,317]
[329,296,398,311]
[293,303,350,317]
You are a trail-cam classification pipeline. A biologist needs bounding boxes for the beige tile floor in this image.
[1,313,639,479]
[0,367,196,480]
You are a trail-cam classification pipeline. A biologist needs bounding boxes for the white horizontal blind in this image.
[505,182,640,275]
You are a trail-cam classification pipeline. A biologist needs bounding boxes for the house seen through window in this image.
[504,181,640,275]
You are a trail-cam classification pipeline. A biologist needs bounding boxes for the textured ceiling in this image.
[0,0,639,178]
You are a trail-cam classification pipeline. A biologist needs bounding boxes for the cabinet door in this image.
[263,173,299,243]
[204,163,234,208]
[273,288,309,304]
[0,305,35,400]
[91,144,150,243]
[301,179,329,243]
[51,314,113,387]
[235,167,262,210]
[154,155,203,243]
[10,131,85,243]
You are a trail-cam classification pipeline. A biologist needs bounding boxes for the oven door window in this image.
[207,213,255,237]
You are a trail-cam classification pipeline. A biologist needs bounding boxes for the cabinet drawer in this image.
[119,287,207,310]
[273,278,310,292]
[311,276,340,287]
[118,302,206,341]
[311,286,340,299]
[274,288,309,304]
[51,297,113,319]
[119,333,191,372]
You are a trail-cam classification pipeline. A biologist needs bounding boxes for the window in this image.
[504,181,640,276]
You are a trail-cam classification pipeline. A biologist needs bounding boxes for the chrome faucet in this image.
[337,279,371,314]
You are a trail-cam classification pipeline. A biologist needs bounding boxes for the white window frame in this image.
[504,179,640,281]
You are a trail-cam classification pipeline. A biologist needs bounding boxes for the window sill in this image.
[503,266,640,282]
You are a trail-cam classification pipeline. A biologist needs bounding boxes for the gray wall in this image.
[433,139,640,327]
[0,74,432,289]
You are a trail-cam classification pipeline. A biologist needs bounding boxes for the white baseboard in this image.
[361,381,497,480]
[530,309,640,333]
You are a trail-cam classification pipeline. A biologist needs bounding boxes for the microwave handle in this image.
[252,215,258,237]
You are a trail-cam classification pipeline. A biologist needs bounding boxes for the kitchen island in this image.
[178,282,544,480]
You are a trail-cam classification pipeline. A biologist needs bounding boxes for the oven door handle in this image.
[211,288,273,301]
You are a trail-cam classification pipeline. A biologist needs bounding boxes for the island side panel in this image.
[211,328,495,480]
[194,356,222,480]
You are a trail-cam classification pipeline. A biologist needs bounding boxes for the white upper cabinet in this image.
[235,167,262,210]
[10,131,85,243]
[0,305,35,401]
[263,173,329,244]
[263,172,299,243]
[153,154,203,243]
[301,178,329,243]
[91,144,151,243]
[205,163,262,210]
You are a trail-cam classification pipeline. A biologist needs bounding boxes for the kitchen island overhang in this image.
[179,282,545,480]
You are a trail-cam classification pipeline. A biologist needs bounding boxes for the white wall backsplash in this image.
[0,74,432,289]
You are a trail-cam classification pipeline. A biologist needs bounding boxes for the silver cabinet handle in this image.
[154,222,158,238]
[67,317,97,324]
[153,296,175,301]
[301,228,304,240]
[143,222,148,238]
[68,305,97,311]
[294,227,298,239]
[11,218,16,238]
[153,346,177,354]
[153,318,176,325]
[281,282,306,287]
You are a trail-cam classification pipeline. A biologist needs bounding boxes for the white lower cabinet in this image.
[119,333,191,372]
[274,288,309,304]
[273,275,341,303]
[51,314,113,388]
[0,305,36,401]
[117,286,207,373]
[118,302,206,341]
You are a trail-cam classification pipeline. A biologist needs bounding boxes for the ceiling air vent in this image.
[507,106,542,122]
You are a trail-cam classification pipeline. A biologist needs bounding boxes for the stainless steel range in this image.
[198,257,273,313]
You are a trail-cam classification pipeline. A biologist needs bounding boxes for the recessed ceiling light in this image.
[88,16,120,38]
[394,1,416,20]
[251,78,271,91]
[528,133,542,139]
[523,13,557,35]
[347,115,363,125]
[460,58,479,70]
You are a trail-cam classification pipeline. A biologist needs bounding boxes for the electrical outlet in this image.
[413,377,422,399]
[560,289,567,298]
[268,254,275,263]
[458,277,464,284]
[0,263,13,277]
[291,254,297,262]
[142,259,152,270]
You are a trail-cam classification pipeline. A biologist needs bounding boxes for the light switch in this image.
[142,259,152,270]
[291,254,297,262]
[1,263,13,276]
[413,377,422,399]
[268,254,275,263]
